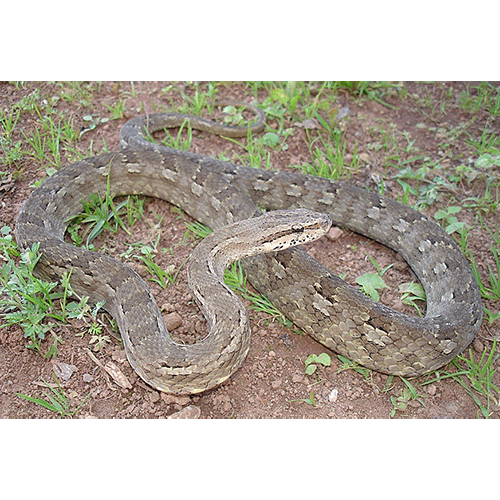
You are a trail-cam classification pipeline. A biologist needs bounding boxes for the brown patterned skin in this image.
[15,108,482,393]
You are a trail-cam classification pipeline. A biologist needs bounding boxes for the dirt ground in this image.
[1,81,499,419]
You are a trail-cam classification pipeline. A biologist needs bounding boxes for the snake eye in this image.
[291,224,304,233]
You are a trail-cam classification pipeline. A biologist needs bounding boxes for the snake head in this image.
[254,208,332,254]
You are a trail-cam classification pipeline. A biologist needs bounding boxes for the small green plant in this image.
[0,241,68,353]
[0,107,21,139]
[126,196,146,227]
[468,222,500,303]
[0,136,24,165]
[104,99,126,119]
[87,320,112,352]
[300,126,349,180]
[427,340,499,418]
[482,307,500,326]
[1,226,103,356]
[21,113,78,169]
[434,206,468,235]
[262,132,281,149]
[185,220,213,240]
[225,131,273,170]
[0,225,19,258]
[16,373,90,418]
[466,129,500,156]
[135,246,183,289]
[460,82,500,117]
[68,192,131,247]
[80,114,109,137]
[223,261,291,326]
[356,273,387,301]
[287,391,317,407]
[57,81,97,109]
[398,281,426,316]
[152,118,193,151]
[178,82,218,115]
[0,107,24,166]
[356,256,392,302]
[67,169,135,248]
[336,354,373,381]
[475,152,500,170]
[472,251,500,303]
[304,352,331,375]
[389,378,426,418]
[221,104,255,127]
[70,297,116,349]
[14,88,42,114]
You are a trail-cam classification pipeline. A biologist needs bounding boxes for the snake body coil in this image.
[15,105,482,393]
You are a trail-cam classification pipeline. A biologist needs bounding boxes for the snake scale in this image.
[15,103,483,394]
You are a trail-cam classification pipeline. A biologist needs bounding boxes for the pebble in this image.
[82,373,94,383]
[426,384,437,396]
[472,338,484,353]
[161,393,191,406]
[168,405,201,419]
[326,227,343,242]
[164,312,183,331]
[329,388,339,403]
[149,391,160,403]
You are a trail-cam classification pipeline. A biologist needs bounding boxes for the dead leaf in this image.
[52,362,77,381]
[294,118,319,129]
[103,361,132,389]
[85,348,132,389]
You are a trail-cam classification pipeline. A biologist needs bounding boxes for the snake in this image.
[15,102,483,394]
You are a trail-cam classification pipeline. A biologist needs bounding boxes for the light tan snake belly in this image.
[15,107,483,394]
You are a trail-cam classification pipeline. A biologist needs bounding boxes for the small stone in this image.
[472,338,484,353]
[149,391,160,403]
[329,388,339,403]
[82,373,94,383]
[426,384,437,396]
[161,393,191,406]
[168,405,201,419]
[326,227,343,242]
[268,350,276,358]
[164,312,183,331]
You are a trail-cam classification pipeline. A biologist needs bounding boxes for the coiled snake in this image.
[15,103,483,394]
